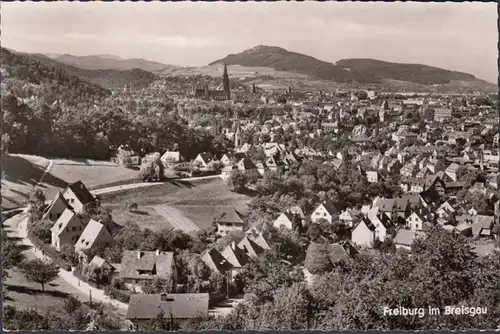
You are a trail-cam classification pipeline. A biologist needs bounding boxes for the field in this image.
[1,154,63,210]
[101,178,251,231]
[48,159,139,190]
[1,154,139,210]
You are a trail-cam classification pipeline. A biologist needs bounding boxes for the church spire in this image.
[223,62,230,100]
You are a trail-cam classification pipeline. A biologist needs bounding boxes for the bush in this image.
[104,286,131,303]
[27,231,72,271]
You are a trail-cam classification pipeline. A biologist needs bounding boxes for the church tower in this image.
[223,62,231,100]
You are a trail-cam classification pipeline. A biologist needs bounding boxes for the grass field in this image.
[1,154,140,210]
[1,154,63,210]
[102,178,251,231]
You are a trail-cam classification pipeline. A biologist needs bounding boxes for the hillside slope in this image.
[1,47,111,105]
[29,53,159,90]
[210,45,490,87]
[50,53,179,73]
[335,58,476,85]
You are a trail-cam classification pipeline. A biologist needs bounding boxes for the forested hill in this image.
[0,47,111,106]
[28,53,159,90]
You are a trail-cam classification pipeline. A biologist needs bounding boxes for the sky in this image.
[1,2,497,82]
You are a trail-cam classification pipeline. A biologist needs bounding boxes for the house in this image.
[406,211,432,232]
[193,152,215,169]
[42,192,72,222]
[310,200,340,224]
[201,248,233,274]
[113,146,140,167]
[248,232,271,250]
[305,241,358,266]
[419,187,441,208]
[238,236,266,259]
[472,215,495,237]
[236,158,259,178]
[445,163,460,182]
[62,181,99,214]
[50,209,85,251]
[126,293,209,328]
[351,218,377,248]
[161,151,184,165]
[393,229,427,250]
[366,170,380,183]
[437,199,463,218]
[89,255,116,273]
[221,242,250,275]
[339,209,357,227]
[74,219,115,255]
[220,153,246,166]
[119,250,177,292]
[265,154,285,174]
[255,162,268,176]
[215,209,245,236]
[434,108,452,122]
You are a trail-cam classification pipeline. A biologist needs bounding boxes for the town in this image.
[1,1,499,331]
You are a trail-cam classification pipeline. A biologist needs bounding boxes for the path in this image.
[91,174,221,196]
[208,295,245,317]
[152,205,200,233]
[3,173,221,314]
[3,213,127,315]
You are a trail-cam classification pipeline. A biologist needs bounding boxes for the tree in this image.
[128,202,138,212]
[228,170,248,193]
[141,277,174,294]
[304,243,333,275]
[142,309,180,331]
[63,296,82,315]
[28,187,47,222]
[19,259,59,292]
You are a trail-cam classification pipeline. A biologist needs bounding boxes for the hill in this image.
[335,58,476,85]
[48,53,178,73]
[28,53,159,90]
[0,47,111,105]
[210,45,494,90]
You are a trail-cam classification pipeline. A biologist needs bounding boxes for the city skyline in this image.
[1,2,497,82]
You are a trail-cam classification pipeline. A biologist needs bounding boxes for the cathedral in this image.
[193,62,231,101]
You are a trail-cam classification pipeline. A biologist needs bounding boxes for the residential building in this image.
[215,209,245,236]
[393,229,427,250]
[126,293,209,328]
[74,219,115,255]
[310,200,340,224]
[50,209,85,251]
[119,250,177,292]
[62,181,100,214]
[42,192,72,222]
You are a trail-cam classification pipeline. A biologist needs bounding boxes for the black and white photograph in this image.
[1,1,499,331]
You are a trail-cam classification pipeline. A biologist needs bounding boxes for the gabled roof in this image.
[119,250,174,280]
[75,219,111,251]
[221,242,250,268]
[394,229,427,246]
[318,200,340,216]
[43,192,72,218]
[196,152,215,163]
[126,293,209,320]
[50,208,83,236]
[248,233,271,250]
[201,248,233,273]
[217,208,244,225]
[238,237,265,258]
[89,255,111,269]
[65,181,96,206]
[237,158,257,171]
[353,217,376,232]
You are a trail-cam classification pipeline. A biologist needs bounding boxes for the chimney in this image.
[160,293,167,302]
[156,249,160,256]
[137,251,142,259]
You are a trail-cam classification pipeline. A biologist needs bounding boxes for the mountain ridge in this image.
[210,45,489,87]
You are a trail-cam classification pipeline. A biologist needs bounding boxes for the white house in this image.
[50,209,85,251]
[62,181,99,214]
[310,200,340,224]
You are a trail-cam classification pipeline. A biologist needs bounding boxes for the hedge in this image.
[104,286,131,303]
[27,230,72,271]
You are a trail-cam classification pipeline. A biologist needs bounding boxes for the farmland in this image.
[101,178,251,231]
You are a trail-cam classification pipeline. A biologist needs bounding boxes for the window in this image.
[315,212,320,216]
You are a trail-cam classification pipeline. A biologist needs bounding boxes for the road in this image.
[3,172,222,313]
[3,213,128,314]
[152,205,200,233]
[91,174,221,196]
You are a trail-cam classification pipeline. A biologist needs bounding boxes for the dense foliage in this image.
[187,229,500,330]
